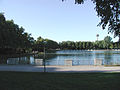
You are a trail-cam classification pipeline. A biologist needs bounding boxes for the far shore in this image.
[55,49,120,51]
[87,49,120,51]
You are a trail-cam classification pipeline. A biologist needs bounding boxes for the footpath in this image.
[0,65,120,72]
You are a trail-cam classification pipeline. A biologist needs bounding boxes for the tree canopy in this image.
[59,36,116,50]
[33,36,59,52]
[0,13,34,54]
[63,0,120,39]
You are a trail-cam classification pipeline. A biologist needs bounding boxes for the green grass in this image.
[0,72,120,90]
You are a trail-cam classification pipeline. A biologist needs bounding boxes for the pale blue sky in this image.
[0,0,118,42]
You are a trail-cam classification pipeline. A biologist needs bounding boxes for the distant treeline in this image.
[59,39,119,50]
[33,36,119,52]
[0,13,120,54]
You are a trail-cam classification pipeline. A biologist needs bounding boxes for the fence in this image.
[34,59,101,66]
[4,57,120,66]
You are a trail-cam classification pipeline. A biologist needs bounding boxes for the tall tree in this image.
[0,13,34,54]
[104,36,112,49]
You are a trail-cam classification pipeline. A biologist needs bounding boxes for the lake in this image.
[1,50,120,65]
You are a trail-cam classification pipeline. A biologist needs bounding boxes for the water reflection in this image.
[0,50,120,65]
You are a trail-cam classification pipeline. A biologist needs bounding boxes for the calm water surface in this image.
[1,50,120,65]
[44,50,120,65]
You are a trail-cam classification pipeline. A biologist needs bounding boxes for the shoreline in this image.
[56,49,120,51]
[87,49,120,51]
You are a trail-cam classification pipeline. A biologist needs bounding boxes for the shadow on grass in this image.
[0,71,120,90]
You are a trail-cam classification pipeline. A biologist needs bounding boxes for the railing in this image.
[35,59,99,66]
[7,57,34,65]
[5,57,120,66]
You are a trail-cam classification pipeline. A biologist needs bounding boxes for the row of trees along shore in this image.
[59,37,120,50]
[0,13,120,55]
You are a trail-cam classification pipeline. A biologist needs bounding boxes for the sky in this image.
[0,0,118,42]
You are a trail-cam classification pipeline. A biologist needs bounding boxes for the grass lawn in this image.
[0,72,120,90]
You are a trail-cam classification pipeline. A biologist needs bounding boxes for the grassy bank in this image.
[0,72,120,90]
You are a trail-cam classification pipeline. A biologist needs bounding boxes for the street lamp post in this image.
[43,41,47,72]
[96,34,99,41]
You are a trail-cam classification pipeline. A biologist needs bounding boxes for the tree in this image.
[0,13,34,54]
[62,0,120,40]
[45,39,59,49]
[75,42,80,49]
[35,36,44,51]
[104,36,112,49]
[35,37,59,52]
[82,42,86,49]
